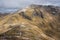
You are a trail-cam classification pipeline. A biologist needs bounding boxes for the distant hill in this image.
[0,8,19,13]
[0,13,9,16]
[0,5,60,40]
[0,13,9,21]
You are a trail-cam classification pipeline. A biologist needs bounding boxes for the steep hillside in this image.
[0,5,60,40]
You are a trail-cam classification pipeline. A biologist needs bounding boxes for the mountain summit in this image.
[0,5,60,40]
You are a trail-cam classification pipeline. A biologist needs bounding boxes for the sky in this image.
[0,0,60,13]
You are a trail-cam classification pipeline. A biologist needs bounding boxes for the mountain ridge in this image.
[0,5,60,40]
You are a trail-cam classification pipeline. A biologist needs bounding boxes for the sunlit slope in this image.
[0,5,60,40]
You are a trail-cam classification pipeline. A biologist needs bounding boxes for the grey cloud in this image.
[0,0,34,8]
[0,0,60,12]
[0,0,60,8]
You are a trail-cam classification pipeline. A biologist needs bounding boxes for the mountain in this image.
[0,8,19,13]
[0,12,9,21]
[0,5,60,40]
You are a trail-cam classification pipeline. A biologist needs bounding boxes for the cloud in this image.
[0,0,34,8]
[0,0,60,12]
[33,0,60,6]
[0,0,60,8]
